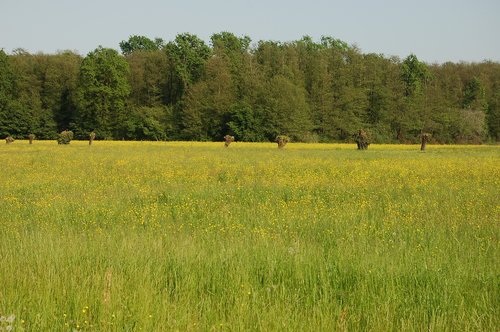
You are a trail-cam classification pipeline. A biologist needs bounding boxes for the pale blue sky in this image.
[1,0,499,63]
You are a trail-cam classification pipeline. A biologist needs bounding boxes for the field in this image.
[0,141,498,331]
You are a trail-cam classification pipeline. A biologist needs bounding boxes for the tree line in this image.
[1,32,499,143]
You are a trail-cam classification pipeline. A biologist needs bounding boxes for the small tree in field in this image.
[5,136,14,144]
[28,134,35,144]
[276,135,289,149]
[89,131,96,145]
[420,132,431,151]
[223,135,234,147]
[354,129,370,150]
[57,130,74,144]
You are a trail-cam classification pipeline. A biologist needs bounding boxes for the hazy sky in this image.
[1,0,499,63]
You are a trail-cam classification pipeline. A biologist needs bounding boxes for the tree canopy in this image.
[75,46,130,139]
[0,33,499,143]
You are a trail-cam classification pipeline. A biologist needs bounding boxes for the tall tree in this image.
[226,101,266,141]
[8,51,58,138]
[395,54,431,141]
[486,89,500,140]
[0,50,15,102]
[462,76,487,110]
[36,51,81,133]
[75,47,130,139]
[401,54,430,97]
[362,53,400,141]
[120,35,164,55]
[260,75,312,141]
[0,49,20,137]
[164,33,211,105]
[210,32,251,98]
[126,50,169,107]
[180,55,236,140]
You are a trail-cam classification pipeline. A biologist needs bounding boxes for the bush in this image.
[89,131,96,145]
[223,135,235,147]
[57,130,74,144]
[275,135,290,149]
[354,129,370,150]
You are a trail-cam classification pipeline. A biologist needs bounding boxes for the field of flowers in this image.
[0,141,498,331]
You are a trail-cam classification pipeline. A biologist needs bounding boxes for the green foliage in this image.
[75,46,130,139]
[0,100,33,138]
[262,76,313,141]
[227,102,266,141]
[120,35,164,55]
[452,109,487,143]
[462,76,487,110]
[0,50,20,137]
[0,50,15,99]
[211,32,251,54]
[6,52,57,138]
[164,34,211,101]
[122,106,169,141]
[486,90,500,140]
[393,54,433,142]
[179,54,237,141]
[39,51,81,133]
[401,54,430,97]
[320,35,350,51]
[2,35,500,143]
[126,50,169,107]
[56,130,73,144]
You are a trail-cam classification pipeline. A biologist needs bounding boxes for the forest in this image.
[1,32,499,143]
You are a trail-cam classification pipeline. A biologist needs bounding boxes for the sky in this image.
[1,0,499,63]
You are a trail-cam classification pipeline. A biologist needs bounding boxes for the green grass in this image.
[0,141,499,331]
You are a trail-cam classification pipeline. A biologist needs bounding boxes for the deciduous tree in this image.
[75,47,130,139]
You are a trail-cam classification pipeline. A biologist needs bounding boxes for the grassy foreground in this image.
[0,141,498,331]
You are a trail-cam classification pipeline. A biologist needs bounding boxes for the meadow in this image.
[0,141,498,331]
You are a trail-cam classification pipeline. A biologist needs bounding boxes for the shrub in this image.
[57,130,74,145]
[421,132,431,151]
[89,132,96,145]
[354,129,370,150]
[275,135,289,149]
[223,135,235,147]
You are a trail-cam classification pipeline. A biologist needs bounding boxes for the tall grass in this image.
[0,141,498,331]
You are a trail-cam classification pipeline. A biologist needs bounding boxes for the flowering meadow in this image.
[0,141,498,331]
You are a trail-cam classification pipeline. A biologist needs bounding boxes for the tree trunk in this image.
[421,133,430,151]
